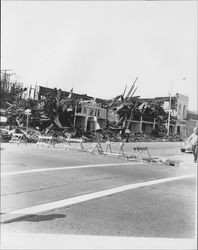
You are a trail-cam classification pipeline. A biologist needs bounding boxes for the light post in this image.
[167,78,186,136]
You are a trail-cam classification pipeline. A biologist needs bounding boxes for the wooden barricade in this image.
[88,140,103,154]
[104,140,113,154]
[64,137,84,151]
[62,137,152,163]
[37,136,55,148]
[103,140,125,158]
[127,146,152,162]
[9,133,24,145]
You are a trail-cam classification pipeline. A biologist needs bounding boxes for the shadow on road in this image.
[25,214,66,222]
[3,214,66,224]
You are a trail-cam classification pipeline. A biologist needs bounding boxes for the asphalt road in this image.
[1,142,197,249]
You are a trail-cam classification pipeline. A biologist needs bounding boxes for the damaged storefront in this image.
[75,99,107,132]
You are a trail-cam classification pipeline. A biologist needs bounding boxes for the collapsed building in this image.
[0,71,194,142]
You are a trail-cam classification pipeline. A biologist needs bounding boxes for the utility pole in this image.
[167,92,172,136]
[167,78,186,136]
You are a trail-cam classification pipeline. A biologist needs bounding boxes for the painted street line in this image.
[1,162,143,176]
[5,174,194,217]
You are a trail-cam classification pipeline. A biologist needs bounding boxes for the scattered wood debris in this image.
[0,71,183,143]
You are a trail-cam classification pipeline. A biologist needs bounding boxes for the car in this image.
[180,133,194,152]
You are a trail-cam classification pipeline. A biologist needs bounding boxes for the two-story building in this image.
[74,100,107,132]
[124,93,189,138]
[186,111,198,137]
[174,93,188,137]
[161,93,188,137]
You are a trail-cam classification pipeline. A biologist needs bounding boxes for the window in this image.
[177,126,181,134]
[178,104,182,114]
[183,105,186,118]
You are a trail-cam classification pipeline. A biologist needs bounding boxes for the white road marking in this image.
[1,162,143,176]
[7,174,194,216]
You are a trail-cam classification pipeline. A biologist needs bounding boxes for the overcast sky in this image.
[1,1,197,111]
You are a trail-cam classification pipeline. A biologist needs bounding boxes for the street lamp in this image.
[167,78,186,136]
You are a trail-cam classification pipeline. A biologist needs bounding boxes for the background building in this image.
[186,111,198,137]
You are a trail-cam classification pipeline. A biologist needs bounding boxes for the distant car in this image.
[180,133,194,152]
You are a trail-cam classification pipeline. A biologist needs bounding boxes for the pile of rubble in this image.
[0,72,183,143]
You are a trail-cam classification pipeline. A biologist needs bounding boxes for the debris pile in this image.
[101,78,179,142]
[0,71,183,143]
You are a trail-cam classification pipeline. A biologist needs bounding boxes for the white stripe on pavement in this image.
[7,174,194,216]
[1,162,143,176]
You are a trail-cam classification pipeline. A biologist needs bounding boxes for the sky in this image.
[1,1,197,111]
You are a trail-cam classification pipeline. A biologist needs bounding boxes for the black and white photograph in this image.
[1,0,197,249]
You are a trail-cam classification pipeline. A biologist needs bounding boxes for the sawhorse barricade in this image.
[127,146,152,162]
[64,138,84,151]
[9,133,24,145]
[62,136,153,163]
[37,136,56,147]
[88,141,103,154]
[88,140,125,158]
[103,140,125,158]
[104,140,113,154]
